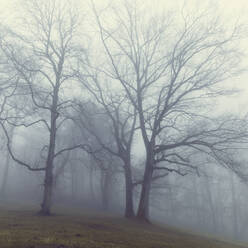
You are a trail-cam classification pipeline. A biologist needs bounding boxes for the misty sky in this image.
[0,0,247,114]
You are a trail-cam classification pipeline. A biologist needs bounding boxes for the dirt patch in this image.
[27,245,69,248]
[87,223,108,230]
[86,223,119,232]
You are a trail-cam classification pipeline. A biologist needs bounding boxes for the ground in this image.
[0,203,246,248]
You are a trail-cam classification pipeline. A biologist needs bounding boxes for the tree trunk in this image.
[136,152,153,222]
[40,133,56,215]
[40,165,53,215]
[124,162,135,218]
[168,183,176,222]
[205,177,218,233]
[40,137,56,215]
[0,152,11,199]
[0,126,14,199]
[70,162,76,200]
[101,169,111,211]
[216,178,225,232]
[89,165,96,203]
[39,87,58,215]
[230,171,239,239]
[192,175,203,227]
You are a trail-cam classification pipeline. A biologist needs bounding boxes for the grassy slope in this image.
[0,204,246,248]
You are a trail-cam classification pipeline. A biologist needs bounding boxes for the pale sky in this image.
[0,0,247,114]
[1,0,248,22]
[0,0,247,160]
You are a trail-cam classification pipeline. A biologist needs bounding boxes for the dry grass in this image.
[0,204,246,248]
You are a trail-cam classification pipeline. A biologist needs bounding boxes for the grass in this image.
[0,203,246,248]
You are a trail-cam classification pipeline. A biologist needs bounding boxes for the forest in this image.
[0,0,248,247]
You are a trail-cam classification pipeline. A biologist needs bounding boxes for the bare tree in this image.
[92,0,247,221]
[0,0,89,215]
[0,27,20,199]
[72,99,137,217]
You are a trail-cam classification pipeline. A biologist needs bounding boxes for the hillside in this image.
[0,205,246,248]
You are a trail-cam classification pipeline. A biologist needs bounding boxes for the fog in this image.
[0,0,248,246]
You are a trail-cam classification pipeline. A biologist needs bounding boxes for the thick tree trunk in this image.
[40,139,55,216]
[40,165,53,215]
[136,152,153,222]
[124,162,135,218]
[136,91,154,222]
[40,144,56,215]
[39,87,58,215]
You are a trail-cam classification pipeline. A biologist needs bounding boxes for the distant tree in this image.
[0,27,20,200]
[0,126,15,198]
[71,99,137,217]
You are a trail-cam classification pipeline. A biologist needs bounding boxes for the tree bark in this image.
[136,152,153,222]
[39,86,59,215]
[124,161,135,218]
[40,165,53,215]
